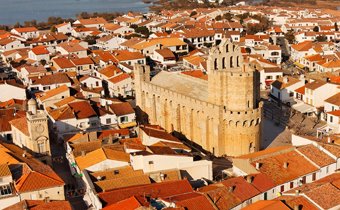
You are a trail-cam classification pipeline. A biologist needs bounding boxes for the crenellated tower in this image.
[207,39,263,155]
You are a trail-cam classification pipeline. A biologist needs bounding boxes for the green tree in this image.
[135,26,150,37]
[316,35,327,42]
[285,30,295,44]
[215,15,222,21]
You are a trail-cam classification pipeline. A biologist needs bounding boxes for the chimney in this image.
[327,136,332,143]
[44,197,50,203]
[160,173,165,181]
[81,151,86,156]
[228,186,235,192]
[294,205,301,210]
[108,134,113,144]
[283,162,289,169]
[295,189,300,196]
[97,176,102,181]
[255,162,261,170]
[246,175,253,183]
[283,76,288,83]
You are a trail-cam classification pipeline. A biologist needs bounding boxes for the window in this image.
[312,173,316,181]
[148,161,154,164]
[290,182,294,189]
[0,185,12,196]
[330,116,333,123]
[280,185,284,192]
[120,116,128,123]
[326,166,329,173]
[38,143,45,153]
[106,118,111,124]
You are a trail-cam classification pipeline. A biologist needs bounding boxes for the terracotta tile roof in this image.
[132,38,186,50]
[0,163,11,177]
[23,65,47,74]
[327,109,340,116]
[120,37,145,48]
[95,174,151,192]
[53,57,75,69]
[31,46,49,55]
[319,143,340,157]
[242,200,290,210]
[58,42,86,53]
[271,77,301,90]
[71,141,102,157]
[54,96,79,108]
[305,80,326,90]
[13,27,38,33]
[15,170,64,193]
[251,150,319,185]
[67,101,97,119]
[325,93,340,106]
[221,176,261,202]
[236,146,294,160]
[140,125,180,143]
[110,102,134,116]
[199,184,241,210]
[246,173,276,193]
[0,109,24,132]
[70,57,94,66]
[113,50,144,61]
[99,180,193,206]
[4,200,72,210]
[90,166,143,181]
[297,144,335,167]
[75,147,129,170]
[276,195,318,210]
[31,73,71,86]
[169,193,216,210]
[38,85,69,102]
[304,183,340,209]
[155,48,175,59]
[181,70,208,80]
[295,85,305,95]
[98,65,122,79]
[291,41,313,52]
[102,196,142,210]
[108,73,130,84]
[10,117,29,136]
[78,17,107,26]
[98,129,130,140]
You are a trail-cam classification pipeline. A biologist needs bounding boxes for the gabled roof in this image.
[10,117,29,136]
[324,92,340,106]
[304,80,326,90]
[15,171,64,193]
[297,144,335,167]
[13,27,38,33]
[98,65,122,79]
[4,200,72,210]
[110,102,134,116]
[75,147,130,170]
[31,45,49,55]
[242,200,290,210]
[108,73,130,84]
[99,180,193,206]
[38,85,69,102]
[102,196,142,210]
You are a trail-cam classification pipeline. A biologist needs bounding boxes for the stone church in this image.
[10,98,51,164]
[134,39,263,156]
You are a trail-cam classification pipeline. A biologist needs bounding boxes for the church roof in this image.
[150,71,208,102]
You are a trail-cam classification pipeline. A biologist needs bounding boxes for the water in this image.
[0,0,149,25]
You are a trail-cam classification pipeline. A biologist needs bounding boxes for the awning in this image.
[294,61,305,69]
[292,102,315,113]
[119,121,137,128]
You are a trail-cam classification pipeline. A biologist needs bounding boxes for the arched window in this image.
[214,58,218,70]
[230,56,234,68]
[226,44,229,53]
[222,57,226,69]
[237,56,240,67]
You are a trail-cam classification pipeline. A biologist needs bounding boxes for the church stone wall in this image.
[134,39,263,157]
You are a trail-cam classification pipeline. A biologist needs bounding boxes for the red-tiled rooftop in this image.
[99,180,193,206]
